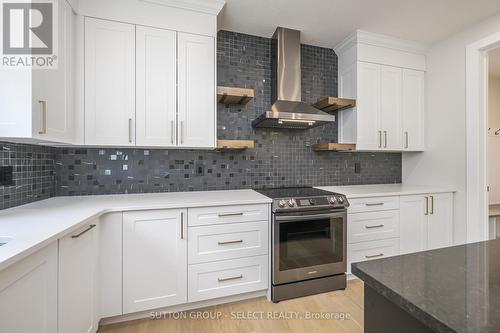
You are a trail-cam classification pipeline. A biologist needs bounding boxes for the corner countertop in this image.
[315,184,457,198]
[489,204,500,217]
[352,239,500,333]
[0,190,271,272]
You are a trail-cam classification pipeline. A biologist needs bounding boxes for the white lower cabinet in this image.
[123,209,187,313]
[347,192,454,273]
[0,243,58,333]
[188,255,268,302]
[400,193,454,254]
[59,221,99,333]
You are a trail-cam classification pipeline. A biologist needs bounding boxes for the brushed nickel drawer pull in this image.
[71,224,96,239]
[405,131,409,149]
[365,253,384,259]
[365,224,385,229]
[378,131,382,148]
[425,196,429,215]
[218,274,243,282]
[365,202,384,206]
[180,212,184,240]
[171,120,175,144]
[384,131,388,148]
[128,118,133,143]
[218,212,244,217]
[218,239,243,245]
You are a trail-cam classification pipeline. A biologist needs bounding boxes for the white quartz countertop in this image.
[0,190,271,272]
[315,184,457,199]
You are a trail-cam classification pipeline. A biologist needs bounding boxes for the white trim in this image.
[139,0,225,15]
[466,31,500,243]
[99,290,267,325]
[334,30,429,55]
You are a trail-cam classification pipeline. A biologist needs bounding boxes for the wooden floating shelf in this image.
[312,143,357,152]
[217,86,254,105]
[313,97,356,113]
[217,140,255,150]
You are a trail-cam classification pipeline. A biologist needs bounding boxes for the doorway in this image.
[466,32,500,243]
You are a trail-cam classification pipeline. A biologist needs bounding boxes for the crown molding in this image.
[139,0,225,15]
[334,30,429,55]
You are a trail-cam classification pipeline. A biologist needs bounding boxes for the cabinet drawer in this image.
[188,221,269,264]
[347,196,399,213]
[188,204,269,227]
[347,238,399,274]
[188,255,268,302]
[348,210,399,244]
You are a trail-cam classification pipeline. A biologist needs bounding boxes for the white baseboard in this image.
[99,289,268,326]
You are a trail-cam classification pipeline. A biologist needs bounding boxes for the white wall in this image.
[489,76,500,204]
[402,13,500,245]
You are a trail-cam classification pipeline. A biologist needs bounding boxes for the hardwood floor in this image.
[99,279,364,333]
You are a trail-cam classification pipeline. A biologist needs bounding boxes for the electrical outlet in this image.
[0,166,14,186]
[196,163,205,176]
[354,163,361,174]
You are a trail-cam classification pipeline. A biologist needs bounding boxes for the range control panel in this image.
[272,194,349,212]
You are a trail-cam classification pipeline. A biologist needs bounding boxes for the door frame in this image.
[466,32,500,243]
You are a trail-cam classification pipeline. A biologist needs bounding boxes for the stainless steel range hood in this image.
[252,27,336,129]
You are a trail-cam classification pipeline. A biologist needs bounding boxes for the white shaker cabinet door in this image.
[136,26,177,147]
[427,193,454,250]
[123,209,187,313]
[177,32,216,148]
[356,62,381,150]
[399,195,428,255]
[59,222,99,333]
[379,65,403,150]
[0,243,58,333]
[402,69,425,151]
[84,18,135,146]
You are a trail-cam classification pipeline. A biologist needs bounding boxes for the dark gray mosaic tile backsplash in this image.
[0,143,56,209]
[0,30,402,206]
[55,31,401,196]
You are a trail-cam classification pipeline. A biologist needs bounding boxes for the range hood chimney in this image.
[252,27,336,129]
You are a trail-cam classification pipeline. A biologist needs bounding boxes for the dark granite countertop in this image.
[352,239,500,333]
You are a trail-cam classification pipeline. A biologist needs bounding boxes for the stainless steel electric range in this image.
[256,187,349,302]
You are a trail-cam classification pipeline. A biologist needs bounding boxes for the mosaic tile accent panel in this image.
[0,142,56,209]
[55,30,400,196]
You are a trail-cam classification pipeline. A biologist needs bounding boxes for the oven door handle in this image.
[274,212,345,222]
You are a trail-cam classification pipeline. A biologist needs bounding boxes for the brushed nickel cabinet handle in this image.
[425,196,429,215]
[218,239,243,245]
[405,131,409,149]
[365,253,384,259]
[218,274,243,282]
[171,120,175,144]
[365,224,385,229]
[218,212,244,217]
[430,196,434,215]
[180,212,184,239]
[365,202,384,207]
[38,100,47,134]
[128,118,133,143]
[384,131,388,148]
[71,224,96,239]
[378,131,382,148]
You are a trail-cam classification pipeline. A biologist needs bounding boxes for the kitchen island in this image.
[352,239,500,333]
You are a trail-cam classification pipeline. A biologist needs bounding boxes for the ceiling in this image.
[217,0,500,48]
[490,48,500,78]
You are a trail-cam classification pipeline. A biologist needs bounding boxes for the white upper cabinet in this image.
[177,33,216,148]
[379,65,403,150]
[356,62,381,150]
[0,0,76,143]
[84,18,136,146]
[136,26,177,147]
[402,69,425,151]
[335,30,427,152]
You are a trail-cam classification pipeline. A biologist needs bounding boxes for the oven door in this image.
[272,210,347,285]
